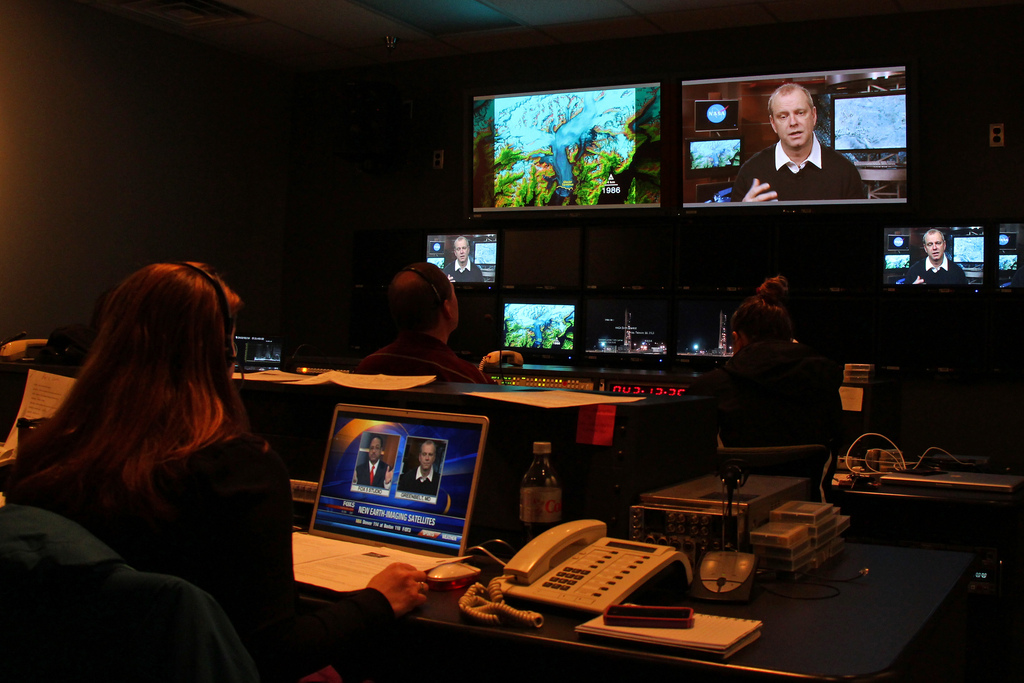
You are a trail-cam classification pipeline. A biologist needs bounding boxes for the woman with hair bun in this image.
[687,275,843,454]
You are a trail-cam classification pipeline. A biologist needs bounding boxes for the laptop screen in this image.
[309,404,489,557]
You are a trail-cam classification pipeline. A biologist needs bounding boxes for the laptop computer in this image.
[879,471,1024,493]
[305,403,489,559]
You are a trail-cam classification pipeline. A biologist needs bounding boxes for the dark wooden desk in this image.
[382,543,971,682]
[835,481,1024,682]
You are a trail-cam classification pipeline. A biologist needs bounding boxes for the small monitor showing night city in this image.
[584,298,669,357]
[675,299,740,360]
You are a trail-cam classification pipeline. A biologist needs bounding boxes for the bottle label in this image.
[520,487,562,523]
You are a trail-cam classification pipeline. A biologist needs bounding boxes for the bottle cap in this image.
[533,441,551,454]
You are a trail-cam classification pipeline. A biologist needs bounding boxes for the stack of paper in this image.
[576,611,762,659]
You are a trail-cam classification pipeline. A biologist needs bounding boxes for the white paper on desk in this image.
[1,370,76,462]
[466,389,643,409]
[324,373,436,390]
[232,370,308,382]
[292,533,458,593]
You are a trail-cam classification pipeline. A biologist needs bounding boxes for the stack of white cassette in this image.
[749,500,850,573]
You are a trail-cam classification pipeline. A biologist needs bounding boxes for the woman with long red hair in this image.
[6,262,426,683]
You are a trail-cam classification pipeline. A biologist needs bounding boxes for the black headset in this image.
[400,264,445,307]
[175,262,237,362]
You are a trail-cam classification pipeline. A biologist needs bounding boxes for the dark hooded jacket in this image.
[687,340,844,451]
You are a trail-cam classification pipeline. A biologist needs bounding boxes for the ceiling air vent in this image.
[121,0,256,29]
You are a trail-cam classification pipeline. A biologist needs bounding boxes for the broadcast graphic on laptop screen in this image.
[472,83,661,212]
[311,411,486,555]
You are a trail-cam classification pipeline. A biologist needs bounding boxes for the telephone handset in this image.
[501,519,693,614]
[479,350,523,371]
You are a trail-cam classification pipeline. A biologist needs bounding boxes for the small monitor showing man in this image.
[426,233,497,284]
[882,226,985,287]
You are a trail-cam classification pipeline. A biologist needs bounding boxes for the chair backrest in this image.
[0,504,259,683]
[716,444,833,502]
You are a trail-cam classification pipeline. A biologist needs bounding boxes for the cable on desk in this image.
[458,577,544,628]
[465,539,517,567]
[758,566,869,600]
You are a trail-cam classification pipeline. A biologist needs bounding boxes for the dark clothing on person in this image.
[442,262,484,282]
[355,459,389,488]
[7,435,394,683]
[355,331,493,384]
[399,469,441,496]
[731,145,865,202]
[905,258,968,285]
[687,340,844,451]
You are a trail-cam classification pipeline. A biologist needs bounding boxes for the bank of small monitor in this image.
[881,226,985,288]
[470,83,662,215]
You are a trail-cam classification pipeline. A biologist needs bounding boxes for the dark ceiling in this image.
[72,0,1019,71]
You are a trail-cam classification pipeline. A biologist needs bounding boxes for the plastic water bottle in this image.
[519,441,562,540]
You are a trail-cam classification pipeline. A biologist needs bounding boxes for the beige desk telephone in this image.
[501,519,693,614]
[0,339,47,361]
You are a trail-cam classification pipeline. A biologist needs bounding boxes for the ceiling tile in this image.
[351,0,518,33]
[440,26,558,53]
[226,0,431,48]
[766,0,900,23]
[484,0,636,25]
[543,15,664,43]
[645,4,781,33]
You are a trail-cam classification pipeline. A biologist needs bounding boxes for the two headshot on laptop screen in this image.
[309,405,488,557]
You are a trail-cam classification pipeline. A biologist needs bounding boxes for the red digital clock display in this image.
[608,384,687,396]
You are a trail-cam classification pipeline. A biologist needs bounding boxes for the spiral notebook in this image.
[576,612,762,659]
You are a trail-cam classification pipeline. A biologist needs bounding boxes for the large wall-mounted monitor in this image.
[426,233,498,285]
[882,226,985,288]
[681,66,908,212]
[470,83,661,215]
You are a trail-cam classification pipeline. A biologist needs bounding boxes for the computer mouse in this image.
[425,562,481,590]
[690,551,757,602]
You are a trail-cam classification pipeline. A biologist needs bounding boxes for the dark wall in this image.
[283,6,1024,464]
[284,6,1023,352]
[0,0,291,338]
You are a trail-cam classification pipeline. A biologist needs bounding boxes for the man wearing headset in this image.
[354,262,493,384]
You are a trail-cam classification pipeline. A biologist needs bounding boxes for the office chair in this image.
[716,444,833,502]
[0,504,259,683]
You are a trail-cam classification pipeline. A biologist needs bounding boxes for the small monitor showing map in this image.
[502,299,576,355]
